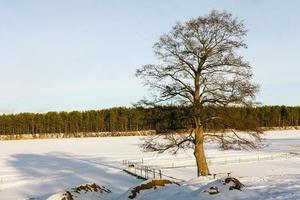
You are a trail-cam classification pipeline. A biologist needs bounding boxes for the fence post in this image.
[147,167,149,179]
[145,166,148,179]
[153,169,156,179]
[159,170,162,179]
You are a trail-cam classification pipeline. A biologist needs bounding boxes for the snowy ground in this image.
[0,130,300,199]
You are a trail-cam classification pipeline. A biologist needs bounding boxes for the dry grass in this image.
[71,183,111,194]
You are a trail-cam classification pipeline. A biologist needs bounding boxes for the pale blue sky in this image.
[0,0,299,113]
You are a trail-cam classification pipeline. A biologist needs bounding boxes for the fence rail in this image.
[125,152,293,169]
[123,160,163,180]
[122,151,299,180]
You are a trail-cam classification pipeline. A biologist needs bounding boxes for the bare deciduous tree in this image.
[136,10,262,176]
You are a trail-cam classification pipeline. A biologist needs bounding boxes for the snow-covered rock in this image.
[116,177,258,200]
[118,179,179,199]
[196,177,258,199]
[46,183,111,200]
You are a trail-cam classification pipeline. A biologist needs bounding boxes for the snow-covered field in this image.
[0,130,300,199]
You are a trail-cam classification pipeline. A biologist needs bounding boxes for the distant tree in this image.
[136,10,261,176]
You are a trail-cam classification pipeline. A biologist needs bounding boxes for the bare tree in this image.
[136,10,261,176]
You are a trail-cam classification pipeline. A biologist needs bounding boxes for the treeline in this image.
[0,105,299,135]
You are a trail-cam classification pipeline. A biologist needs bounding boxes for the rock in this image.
[203,186,220,195]
[201,176,247,197]
[224,177,244,191]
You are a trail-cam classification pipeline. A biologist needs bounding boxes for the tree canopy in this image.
[136,10,262,176]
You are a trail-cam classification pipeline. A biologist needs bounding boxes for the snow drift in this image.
[117,177,257,200]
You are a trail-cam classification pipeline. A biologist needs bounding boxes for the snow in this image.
[0,130,300,199]
[0,137,145,199]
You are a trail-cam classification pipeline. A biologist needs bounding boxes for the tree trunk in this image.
[194,126,210,176]
[193,73,209,176]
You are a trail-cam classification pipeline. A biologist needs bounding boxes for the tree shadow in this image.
[6,152,141,199]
